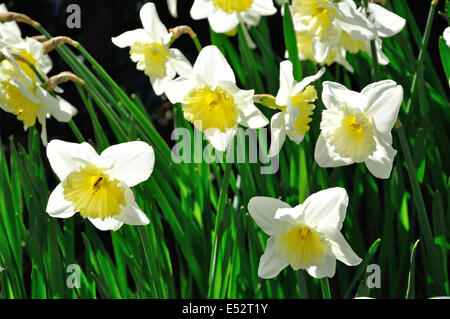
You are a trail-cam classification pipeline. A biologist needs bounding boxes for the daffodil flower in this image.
[248,187,362,279]
[268,60,325,157]
[190,0,277,34]
[315,80,403,179]
[111,2,191,96]
[165,45,268,152]
[355,3,406,66]
[46,140,154,231]
[0,39,76,145]
[292,0,374,65]
[167,0,178,18]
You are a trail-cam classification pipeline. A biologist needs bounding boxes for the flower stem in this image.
[405,0,438,115]
[320,278,331,299]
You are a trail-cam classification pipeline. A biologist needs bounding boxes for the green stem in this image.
[405,0,438,115]
[207,162,232,298]
[397,123,445,294]
[68,120,85,143]
[191,35,203,53]
[320,278,331,299]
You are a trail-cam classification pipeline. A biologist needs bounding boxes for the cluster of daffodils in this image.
[291,0,405,72]
[0,4,77,145]
[0,0,408,284]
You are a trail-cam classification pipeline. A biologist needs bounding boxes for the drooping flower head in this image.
[268,60,325,157]
[248,188,362,279]
[190,0,277,34]
[46,140,155,231]
[315,80,403,179]
[111,2,192,95]
[165,45,268,152]
[0,39,76,145]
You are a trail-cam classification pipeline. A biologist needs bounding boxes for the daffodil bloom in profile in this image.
[165,45,268,152]
[111,2,191,96]
[268,60,325,157]
[167,0,178,18]
[190,0,277,34]
[46,140,154,231]
[292,0,374,65]
[352,3,406,66]
[0,39,76,145]
[248,187,362,279]
[315,80,403,179]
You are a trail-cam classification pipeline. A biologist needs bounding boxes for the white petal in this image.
[101,141,155,187]
[207,11,240,34]
[150,71,175,96]
[258,237,289,279]
[36,88,76,123]
[204,127,237,152]
[321,81,366,111]
[167,0,178,18]
[114,187,150,225]
[276,60,294,106]
[164,77,197,104]
[312,38,330,63]
[364,134,397,179]
[368,3,405,38]
[88,217,123,231]
[303,187,348,232]
[325,229,362,266]
[314,133,354,167]
[46,140,100,181]
[361,80,403,133]
[268,112,287,157]
[306,253,336,278]
[194,45,235,84]
[250,0,277,16]
[286,129,305,145]
[139,2,169,41]
[290,67,326,97]
[248,196,291,236]
[46,183,76,218]
[190,0,215,20]
[274,205,304,223]
[334,0,375,41]
[168,48,193,77]
[111,29,150,48]
[237,96,269,129]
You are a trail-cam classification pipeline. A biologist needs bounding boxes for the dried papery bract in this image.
[0,11,39,28]
[44,71,85,92]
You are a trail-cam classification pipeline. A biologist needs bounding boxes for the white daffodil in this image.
[165,45,268,152]
[292,0,374,65]
[268,60,325,157]
[248,187,362,279]
[356,3,406,65]
[46,140,154,231]
[111,2,191,96]
[167,0,178,18]
[190,0,277,34]
[0,39,76,145]
[444,26,450,48]
[315,80,403,179]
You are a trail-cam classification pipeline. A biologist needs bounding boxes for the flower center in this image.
[183,85,238,132]
[130,41,168,78]
[293,0,335,38]
[290,85,318,135]
[274,225,330,270]
[1,82,40,126]
[321,106,376,162]
[62,164,126,220]
[212,0,253,14]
